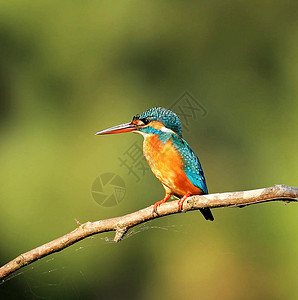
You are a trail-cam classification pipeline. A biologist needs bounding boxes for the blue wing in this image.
[172,135,208,194]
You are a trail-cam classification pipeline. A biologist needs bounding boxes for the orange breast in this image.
[143,135,203,197]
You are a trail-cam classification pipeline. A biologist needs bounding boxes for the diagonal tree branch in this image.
[0,184,297,282]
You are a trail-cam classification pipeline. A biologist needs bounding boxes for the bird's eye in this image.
[141,117,150,125]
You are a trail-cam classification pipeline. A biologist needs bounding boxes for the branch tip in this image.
[74,218,82,226]
[114,227,128,243]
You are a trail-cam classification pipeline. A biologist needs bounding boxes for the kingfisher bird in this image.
[95,107,214,221]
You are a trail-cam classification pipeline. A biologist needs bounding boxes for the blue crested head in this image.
[132,107,182,137]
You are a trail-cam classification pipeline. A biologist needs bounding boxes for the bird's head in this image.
[95,107,182,137]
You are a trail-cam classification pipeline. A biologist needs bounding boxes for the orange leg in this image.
[178,192,191,211]
[153,194,170,215]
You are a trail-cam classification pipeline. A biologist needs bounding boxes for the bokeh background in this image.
[0,1,297,299]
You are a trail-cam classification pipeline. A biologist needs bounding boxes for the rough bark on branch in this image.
[0,184,297,282]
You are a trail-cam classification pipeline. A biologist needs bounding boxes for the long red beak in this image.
[95,122,137,135]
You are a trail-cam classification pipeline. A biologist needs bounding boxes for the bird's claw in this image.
[152,194,170,215]
[153,201,162,215]
[178,193,191,212]
[178,201,183,212]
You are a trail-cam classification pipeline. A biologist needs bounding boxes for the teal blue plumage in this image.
[171,134,208,194]
[134,107,182,137]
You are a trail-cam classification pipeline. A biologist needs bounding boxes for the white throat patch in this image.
[160,126,174,134]
[134,131,150,139]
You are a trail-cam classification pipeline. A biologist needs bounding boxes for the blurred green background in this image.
[0,1,297,299]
